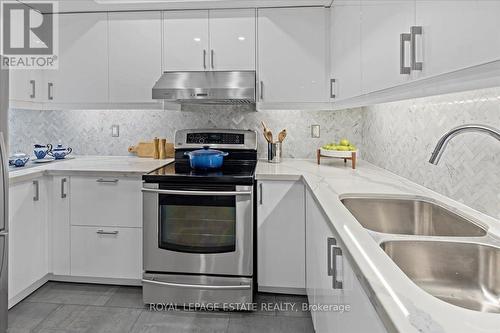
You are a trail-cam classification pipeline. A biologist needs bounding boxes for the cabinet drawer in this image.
[70,176,142,228]
[70,226,142,279]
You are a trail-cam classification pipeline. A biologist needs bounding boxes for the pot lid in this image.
[185,146,229,157]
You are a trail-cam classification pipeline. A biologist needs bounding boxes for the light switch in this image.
[311,125,320,138]
[111,125,120,137]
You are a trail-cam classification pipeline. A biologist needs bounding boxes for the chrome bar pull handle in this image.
[400,33,411,75]
[96,178,119,184]
[33,180,40,202]
[260,81,264,100]
[97,229,119,235]
[61,178,67,199]
[259,183,263,205]
[410,26,423,71]
[48,82,54,100]
[142,188,251,197]
[330,79,336,99]
[203,49,207,69]
[0,132,8,231]
[327,237,343,289]
[211,49,215,69]
[30,80,36,99]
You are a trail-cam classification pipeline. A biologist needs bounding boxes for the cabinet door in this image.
[415,0,500,79]
[46,12,108,104]
[70,176,142,228]
[71,225,142,279]
[50,176,70,276]
[209,9,256,71]
[361,0,415,93]
[258,7,328,103]
[8,2,47,105]
[163,10,209,71]
[305,190,339,333]
[257,180,305,292]
[9,70,44,103]
[337,257,387,333]
[8,179,48,302]
[330,2,362,101]
[109,11,162,103]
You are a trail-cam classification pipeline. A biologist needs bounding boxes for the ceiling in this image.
[20,0,332,13]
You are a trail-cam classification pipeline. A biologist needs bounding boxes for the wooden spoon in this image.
[261,121,273,143]
[278,129,287,143]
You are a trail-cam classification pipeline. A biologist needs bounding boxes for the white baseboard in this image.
[48,274,142,286]
[8,274,50,309]
[258,286,306,295]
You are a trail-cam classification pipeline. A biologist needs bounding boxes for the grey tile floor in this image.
[8,282,314,333]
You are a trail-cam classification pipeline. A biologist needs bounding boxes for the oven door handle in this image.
[142,279,251,290]
[141,188,252,196]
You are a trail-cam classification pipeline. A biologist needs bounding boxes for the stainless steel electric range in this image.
[142,129,257,307]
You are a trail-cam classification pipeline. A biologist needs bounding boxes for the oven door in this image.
[142,183,253,276]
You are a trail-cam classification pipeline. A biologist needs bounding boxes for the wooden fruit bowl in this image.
[317,148,357,169]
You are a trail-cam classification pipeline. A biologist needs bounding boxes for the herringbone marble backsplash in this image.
[362,86,500,219]
[8,106,364,160]
[9,86,500,218]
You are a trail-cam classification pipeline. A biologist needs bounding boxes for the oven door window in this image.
[158,192,236,254]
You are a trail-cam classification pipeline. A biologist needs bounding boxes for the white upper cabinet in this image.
[46,12,108,104]
[9,70,45,104]
[164,10,210,71]
[330,1,362,101]
[209,9,256,70]
[164,9,256,71]
[360,0,415,93]
[109,11,162,103]
[257,7,328,104]
[415,0,500,79]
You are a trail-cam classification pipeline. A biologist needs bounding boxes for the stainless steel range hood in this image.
[152,71,256,105]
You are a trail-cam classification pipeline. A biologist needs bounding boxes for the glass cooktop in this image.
[143,160,257,185]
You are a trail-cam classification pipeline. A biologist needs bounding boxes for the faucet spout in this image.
[429,124,500,165]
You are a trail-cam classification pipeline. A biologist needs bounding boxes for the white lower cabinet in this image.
[69,176,143,279]
[257,180,306,293]
[70,226,142,279]
[50,176,71,276]
[8,178,49,306]
[306,189,386,333]
[48,175,143,281]
[70,176,142,228]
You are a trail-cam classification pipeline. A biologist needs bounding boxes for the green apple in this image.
[339,139,350,146]
[336,146,349,151]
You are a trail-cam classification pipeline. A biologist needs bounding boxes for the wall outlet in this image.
[111,125,120,137]
[311,125,320,138]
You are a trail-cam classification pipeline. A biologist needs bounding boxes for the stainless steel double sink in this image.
[341,196,500,313]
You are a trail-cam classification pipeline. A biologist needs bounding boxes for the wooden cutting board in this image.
[129,141,175,158]
[128,142,156,158]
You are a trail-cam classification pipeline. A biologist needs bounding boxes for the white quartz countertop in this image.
[257,158,500,333]
[9,156,173,184]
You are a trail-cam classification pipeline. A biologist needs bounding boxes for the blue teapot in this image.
[9,152,30,167]
[33,144,53,159]
[49,144,73,160]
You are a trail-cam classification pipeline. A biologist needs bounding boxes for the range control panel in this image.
[186,133,244,145]
[175,129,257,150]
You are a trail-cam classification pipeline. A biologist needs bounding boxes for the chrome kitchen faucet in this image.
[429,124,500,165]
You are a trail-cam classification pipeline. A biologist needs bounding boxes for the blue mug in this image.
[34,144,53,159]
